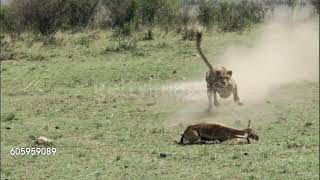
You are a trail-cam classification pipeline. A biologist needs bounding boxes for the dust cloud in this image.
[162,8,319,128]
[222,8,319,102]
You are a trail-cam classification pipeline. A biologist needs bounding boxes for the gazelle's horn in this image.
[247,120,251,128]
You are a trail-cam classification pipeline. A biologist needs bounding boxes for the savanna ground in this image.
[1,26,319,179]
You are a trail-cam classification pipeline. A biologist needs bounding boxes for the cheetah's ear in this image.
[227,70,232,76]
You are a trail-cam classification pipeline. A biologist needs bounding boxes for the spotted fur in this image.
[196,31,243,110]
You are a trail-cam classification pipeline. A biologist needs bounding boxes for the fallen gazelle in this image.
[179,120,259,145]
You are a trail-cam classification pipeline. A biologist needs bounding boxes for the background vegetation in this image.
[1,0,318,37]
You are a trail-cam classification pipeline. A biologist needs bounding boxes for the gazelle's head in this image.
[244,120,259,141]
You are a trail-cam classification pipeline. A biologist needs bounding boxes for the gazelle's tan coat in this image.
[180,120,259,145]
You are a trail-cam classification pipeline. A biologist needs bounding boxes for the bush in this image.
[3,0,270,36]
[9,0,99,36]
[103,37,137,52]
[136,0,160,27]
[0,6,20,33]
[102,0,136,28]
[0,35,16,61]
[61,0,100,29]
[112,23,135,37]
[133,0,180,38]
[177,4,192,28]
[310,0,320,14]
[9,0,66,36]
[100,0,137,36]
[197,0,268,32]
[102,0,179,37]
[154,0,179,31]
[197,0,216,28]
[214,1,251,32]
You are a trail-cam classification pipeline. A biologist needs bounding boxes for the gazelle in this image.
[179,120,259,145]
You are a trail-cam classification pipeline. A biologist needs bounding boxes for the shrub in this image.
[197,0,267,32]
[9,0,99,36]
[136,0,160,27]
[61,0,100,29]
[310,0,320,14]
[0,6,20,33]
[112,23,135,37]
[101,0,137,36]
[177,3,193,29]
[197,0,216,28]
[9,0,66,36]
[3,0,270,36]
[134,0,180,38]
[154,0,179,31]
[102,0,136,28]
[0,35,16,61]
[103,37,137,52]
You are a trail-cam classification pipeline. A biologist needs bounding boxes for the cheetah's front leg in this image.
[233,85,243,106]
[213,89,219,107]
[207,88,213,110]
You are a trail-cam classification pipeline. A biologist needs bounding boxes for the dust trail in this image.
[222,9,319,102]
[163,8,319,128]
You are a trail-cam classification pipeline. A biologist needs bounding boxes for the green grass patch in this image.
[1,29,318,179]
